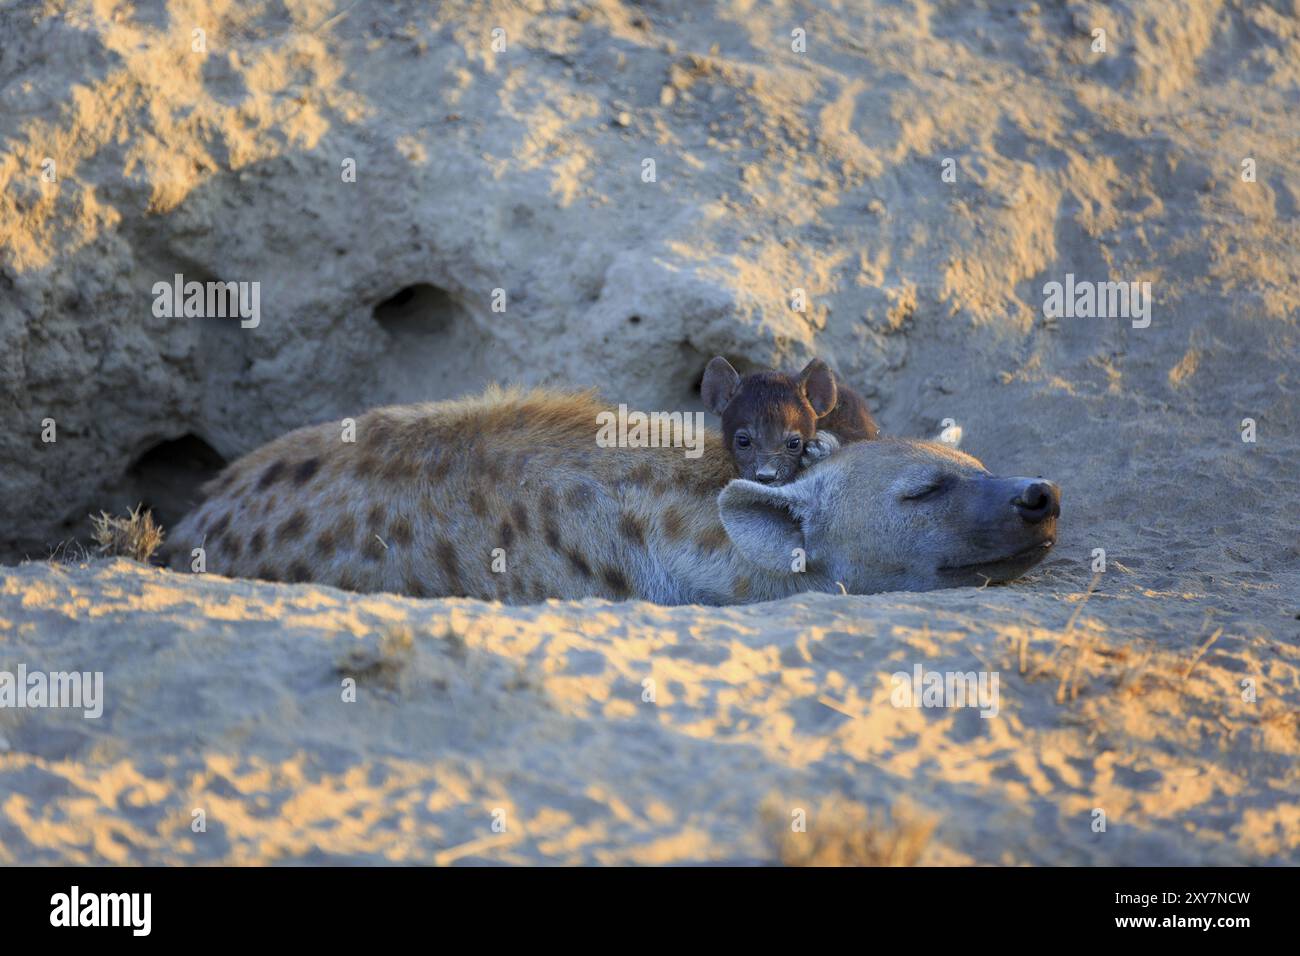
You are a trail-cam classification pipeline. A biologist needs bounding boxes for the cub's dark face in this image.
[722,390,817,484]
[700,356,840,486]
[728,425,814,484]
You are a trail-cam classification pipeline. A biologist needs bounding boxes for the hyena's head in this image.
[718,437,1060,593]
[701,356,837,485]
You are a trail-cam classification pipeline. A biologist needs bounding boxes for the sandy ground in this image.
[1,554,1296,865]
[1,0,1298,863]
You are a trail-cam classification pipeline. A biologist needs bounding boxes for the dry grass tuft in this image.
[763,797,935,867]
[44,538,92,565]
[89,504,164,563]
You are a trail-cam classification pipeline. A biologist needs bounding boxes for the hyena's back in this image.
[166,387,734,601]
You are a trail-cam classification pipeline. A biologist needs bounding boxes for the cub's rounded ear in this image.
[799,358,838,418]
[700,356,741,415]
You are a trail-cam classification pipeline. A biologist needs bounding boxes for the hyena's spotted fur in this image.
[168,387,783,604]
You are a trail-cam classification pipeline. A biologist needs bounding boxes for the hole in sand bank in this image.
[373,283,462,336]
[370,282,495,403]
[105,434,228,535]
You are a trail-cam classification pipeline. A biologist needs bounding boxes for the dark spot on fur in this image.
[257,461,286,490]
[430,453,453,483]
[389,514,414,547]
[564,483,596,509]
[315,528,337,558]
[249,529,266,556]
[354,455,381,479]
[367,502,386,529]
[404,573,428,598]
[361,534,386,562]
[626,461,655,487]
[499,518,515,548]
[469,489,488,517]
[733,576,752,600]
[394,418,428,449]
[544,519,561,550]
[601,566,632,598]
[293,457,321,485]
[539,486,557,513]
[511,501,530,536]
[689,467,729,496]
[565,548,592,578]
[695,524,729,553]
[276,509,308,543]
[661,505,686,541]
[208,511,231,540]
[467,442,503,485]
[437,538,462,592]
[379,455,420,483]
[287,561,311,583]
[618,512,646,546]
[257,564,280,582]
[336,571,359,592]
[337,513,357,547]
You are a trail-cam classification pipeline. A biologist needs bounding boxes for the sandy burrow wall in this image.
[0,0,1296,556]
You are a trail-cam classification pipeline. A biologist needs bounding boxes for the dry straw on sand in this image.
[763,798,936,867]
[89,505,164,564]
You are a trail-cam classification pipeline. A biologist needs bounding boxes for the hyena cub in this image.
[701,356,879,485]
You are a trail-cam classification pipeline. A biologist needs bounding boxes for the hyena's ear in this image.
[701,356,741,415]
[718,479,810,573]
[799,358,838,418]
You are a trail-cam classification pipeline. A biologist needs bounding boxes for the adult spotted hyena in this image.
[166,387,1059,603]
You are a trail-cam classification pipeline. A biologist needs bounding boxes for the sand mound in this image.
[1,557,1296,864]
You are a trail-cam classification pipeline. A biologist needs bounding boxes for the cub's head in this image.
[718,438,1059,593]
[701,356,837,485]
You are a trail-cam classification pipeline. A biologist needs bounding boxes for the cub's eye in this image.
[735,433,751,448]
[786,437,802,451]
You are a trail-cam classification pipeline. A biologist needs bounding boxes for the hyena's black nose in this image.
[1013,480,1060,524]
